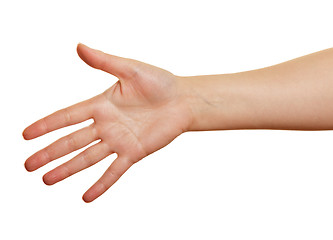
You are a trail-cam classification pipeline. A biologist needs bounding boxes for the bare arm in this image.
[23,45,333,202]
[183,48,333,131]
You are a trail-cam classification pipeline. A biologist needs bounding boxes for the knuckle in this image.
[41,117,49,133]
[126,63,140,80]
[124,156,136,166]
[63,108,72,125]
[42,148,51,162]
[91,98,107,121]
[98,54,108,70]
[99,181,107,192]
[61,165,71,178]
[90,123,99,139]
[65,134,77,151]
[80,150,92,167]
[108,169,120,179]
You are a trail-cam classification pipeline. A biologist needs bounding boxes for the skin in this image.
[23,44,333,202]
[23,44,193,202]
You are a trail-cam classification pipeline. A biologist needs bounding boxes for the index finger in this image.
[23,98,95,140]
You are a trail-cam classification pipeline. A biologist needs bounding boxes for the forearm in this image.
[180,47,333,131]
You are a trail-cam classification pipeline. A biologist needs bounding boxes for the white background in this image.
[1,0,333,239]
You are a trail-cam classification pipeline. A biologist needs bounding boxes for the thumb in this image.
[76,43,134,79]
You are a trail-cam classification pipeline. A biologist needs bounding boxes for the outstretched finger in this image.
[25,124,98,172]
[23,98,95,140]
[82,155,133,203]
[42,141,111,185]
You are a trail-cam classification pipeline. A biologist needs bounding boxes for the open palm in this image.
[23,44,192,202]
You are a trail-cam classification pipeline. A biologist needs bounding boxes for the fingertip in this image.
[22,128,31,140]
[77,42,87,48]
[82,185,103,203]
[24,160,35,172]
[42,174,49,185]
[82,197,92,203]
[82,192,94,203]
[77,42,85,52]
[42,173,55,186]
[77,43,83,57]
[22,124,42,140]
[76,42,94,67]
[77,42,92,54]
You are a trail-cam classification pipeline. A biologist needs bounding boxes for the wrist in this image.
[176,75,220,131]
[176,73,261,132]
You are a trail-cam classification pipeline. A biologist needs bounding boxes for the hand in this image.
[23,43,192,202]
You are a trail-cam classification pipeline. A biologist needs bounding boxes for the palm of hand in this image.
[98,68,189,161]
[23,44,191,202]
